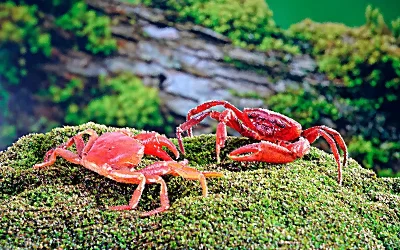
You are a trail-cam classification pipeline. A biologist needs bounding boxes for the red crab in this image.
[176,100,348,185]
[33,129,223,216]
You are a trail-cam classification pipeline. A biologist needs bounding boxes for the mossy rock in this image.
[0,122,399,248]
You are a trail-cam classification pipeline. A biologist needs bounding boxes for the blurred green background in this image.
[0,0,399,177]
[268,0,399,28]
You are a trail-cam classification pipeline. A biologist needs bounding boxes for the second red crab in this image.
[176,100,348,185]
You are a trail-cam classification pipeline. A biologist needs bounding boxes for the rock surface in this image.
[42,0,328,132]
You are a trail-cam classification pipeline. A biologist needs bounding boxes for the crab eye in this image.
[276,121,286,128]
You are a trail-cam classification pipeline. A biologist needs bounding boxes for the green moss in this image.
[155,0,277,45]
[55,1,117,55]
[288,7,400,93]
[1,122,399,248]
[41,72,170,134]
[144,0,299,54]
[63,73,166,132]
[286,6,400,175]
[348,135,400,174]
[265,87,339,128]
[0,1,51,85]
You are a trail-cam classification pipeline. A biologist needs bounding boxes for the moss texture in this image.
[0,122,399,249]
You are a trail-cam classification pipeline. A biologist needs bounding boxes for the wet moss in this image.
[0,122,399,248]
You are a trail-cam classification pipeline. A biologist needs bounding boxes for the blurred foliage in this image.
[266,87,339,128]
[0,0,116,85]
[278,5,400,175]
[259,37,299,55]
[68,74,166,131]
[288,6,400,99]
[348,135,400,176]
[0,1,51,84]
[0,1,52,149]
[392,17,400,40]
[47,78,84,104]
[164,0,277,45]
[55,2,117,55]
[0,0,116,150]
[0,83,16,150]
[145,0,300,54]
[10,0,80,15]
[44,73,170,134]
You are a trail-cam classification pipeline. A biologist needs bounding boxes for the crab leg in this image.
[177,106,262,160]
[139,175,170,216]
[64,135,85,157]
[33,148,82,169]
[35,129,100,168]
[106,161,223,216]
[176,110,221,155]
[213,109,237,163]
[302,126,348,185]
[214,109,269,163]
[106,171,148,212]
[77,129,99,156]
[137,160,223,197]
[177,100,266,159]
[42,134,84,161]
[228,138,311,163]
[186,100,258,137]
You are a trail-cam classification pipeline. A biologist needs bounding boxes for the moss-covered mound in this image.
[0,122,399,248]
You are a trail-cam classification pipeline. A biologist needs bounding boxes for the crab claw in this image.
[228,141,298,163]
[134,132,179,160]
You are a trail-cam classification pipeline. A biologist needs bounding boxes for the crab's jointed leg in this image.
[177,101,263,161]
[302,125,348,185]
[136,160,223,198]
[186,100,258,136]
[33,148,82,169]
[106,160,223,216]
[213,109,267,163]
[78,129,99,156]
[105,170,147,212]
[176,110,221,155]
[34,129,100,169]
